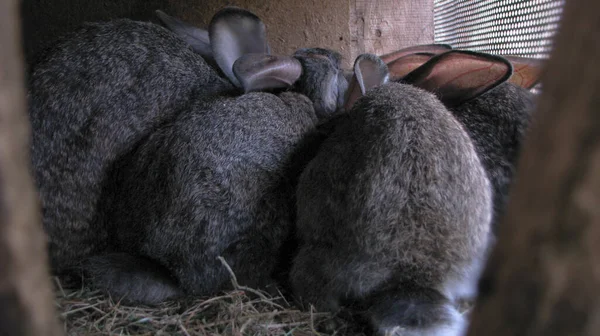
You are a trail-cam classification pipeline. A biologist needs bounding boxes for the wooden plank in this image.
[22,0,434,69]
[349,0,435,63]
[22,0,354,67]
[467,0,600,334]
[0,0,62,335]
[166,0,353,66]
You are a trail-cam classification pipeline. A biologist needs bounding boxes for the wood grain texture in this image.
[22,0,433,70]
[21,0,354,67]
[349,0,434,66]
[165,0,352,66]
[0,0,62,335]
[467,0,600,334]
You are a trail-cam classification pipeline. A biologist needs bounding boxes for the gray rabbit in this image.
[292,48,349,119]
[81,12,348,303]
[28,7,273,275]
[290,51,513,335]
[384,50,542,232]
[447,81,538,232]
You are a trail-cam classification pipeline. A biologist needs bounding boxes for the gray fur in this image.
[27,19,231,273]
[96,91,319,299]
[293,48,348,119]
[29,3,348,303]
[447,82,536,232]
[291,81,492,335]
[90,46,346,302]
[82,253,183,304]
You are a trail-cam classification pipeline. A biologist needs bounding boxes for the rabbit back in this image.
[450,82,535,231]
[97,91,318,297]
[28,19,231,272]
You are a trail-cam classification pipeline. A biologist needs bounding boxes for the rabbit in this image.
[292,48,349,119]
[446,81,538,233]
[445,55,542,232]
[79,10,349,303]
[27,6,274,275]
[155,11,348,122]
[383,50,543,232]
[289,50,517,336]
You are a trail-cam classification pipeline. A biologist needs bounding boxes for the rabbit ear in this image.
[355,53,390,95]
[380,44,452,63]
[387,53,436,81]
[344,54,389,111]
[503,55,544,89]
[233,53,302,93]
[155,10,213,59]
[402,50,513,107]
[344,76,361,112]
[209,7,270,87]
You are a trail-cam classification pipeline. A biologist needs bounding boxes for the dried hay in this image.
[54,277,366,336]
[53,257,473,335]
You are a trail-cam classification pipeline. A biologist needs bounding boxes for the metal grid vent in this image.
[434,0,564,59]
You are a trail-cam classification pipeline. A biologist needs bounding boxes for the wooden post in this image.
[467,0,600,335]
[0,0,62,335]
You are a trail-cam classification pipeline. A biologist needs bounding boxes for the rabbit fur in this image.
[290,53,494,336]
[28,18,232,274]
[76,9,347,304]
[448,83,536,232]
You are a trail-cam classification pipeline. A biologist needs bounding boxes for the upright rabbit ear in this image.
[209,7,270,87]
[155,10,213,59]
[355,53,389,95]
[387,53,436,81]
[503,55,544,89]
[344,54,389,110]
[380,44,452,63]
[233,54,302,93]
[402,50,513,107]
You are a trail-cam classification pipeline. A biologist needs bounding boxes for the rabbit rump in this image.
[290,51,513,336]
[86,10,348,304]
[383,49,543,232]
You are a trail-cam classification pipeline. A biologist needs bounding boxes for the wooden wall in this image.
[349,1,434,66]
[21,0,434,69]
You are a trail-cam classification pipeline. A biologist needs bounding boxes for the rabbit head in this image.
[292,48,349,119]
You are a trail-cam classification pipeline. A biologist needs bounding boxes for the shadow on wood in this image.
[0,0,62,335]
[20,0,435,71]
[467,0,600,335]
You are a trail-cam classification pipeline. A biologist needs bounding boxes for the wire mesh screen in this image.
[434,0,564,93]
[434,0,564,58]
